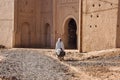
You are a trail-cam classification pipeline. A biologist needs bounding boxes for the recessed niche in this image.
[92,4,95,7]
[90,15,93,18]
[95,25,97,28]
[97,15,99,18]
[99,4,101,7]
[90,25,92,28]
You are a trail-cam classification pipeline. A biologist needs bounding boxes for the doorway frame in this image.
[63,16,79,50]
[63,18,78,49]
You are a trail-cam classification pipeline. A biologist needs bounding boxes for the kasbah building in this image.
[0,0,120,52]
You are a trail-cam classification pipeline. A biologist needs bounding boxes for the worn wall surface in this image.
[55,0,81,49]
[82,0,118,52]
[40,0,53,48]
[116,0,120,48]
[0,0,14,48]
[14,0,53,48]
[0,0,120,52]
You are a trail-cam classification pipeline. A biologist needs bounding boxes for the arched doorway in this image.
[44,23,51,48]
[21,22,30,48]
[64,18,77,49]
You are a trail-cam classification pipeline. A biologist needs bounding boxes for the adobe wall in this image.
[14,0,53,48]
[40,0,54,47]
[55,0,80,49]
[82,0,118,52]
[14,0,38,47]
[116,0,120,48]
[0,0,119,51]
[0,0,14,48]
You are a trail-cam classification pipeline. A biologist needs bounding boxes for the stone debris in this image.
[0,49,73,80]
[0,49,120,80]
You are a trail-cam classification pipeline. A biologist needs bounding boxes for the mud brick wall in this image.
[82,0,118,52]
[0,0,14,48]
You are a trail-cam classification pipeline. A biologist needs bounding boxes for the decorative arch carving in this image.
[63,16,78,49]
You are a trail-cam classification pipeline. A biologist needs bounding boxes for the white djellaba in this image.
[55,38,64,56]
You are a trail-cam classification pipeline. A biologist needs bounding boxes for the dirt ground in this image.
[0,48,120,80]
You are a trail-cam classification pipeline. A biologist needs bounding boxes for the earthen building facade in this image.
[0,0,120,52]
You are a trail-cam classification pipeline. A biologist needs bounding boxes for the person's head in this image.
[58,38,62,42]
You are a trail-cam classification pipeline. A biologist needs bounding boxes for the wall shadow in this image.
[116,0,120,48]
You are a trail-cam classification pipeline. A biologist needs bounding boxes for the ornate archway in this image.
[64,18,77,49]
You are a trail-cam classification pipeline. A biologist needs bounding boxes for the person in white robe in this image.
[55,38,65,61]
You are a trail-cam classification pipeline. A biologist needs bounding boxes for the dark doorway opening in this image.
[68,19,77,49]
